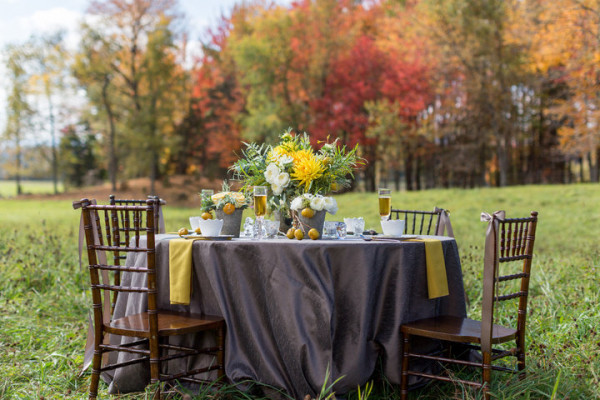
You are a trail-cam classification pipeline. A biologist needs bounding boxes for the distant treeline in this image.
[2,0,599,194]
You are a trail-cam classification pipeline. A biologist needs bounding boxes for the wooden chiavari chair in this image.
[74,198,225,399]
[389,208,448,236]
[400,211,538,400]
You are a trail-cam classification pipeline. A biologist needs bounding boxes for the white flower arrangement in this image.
[264,163,292,196]
[290,193,338,215]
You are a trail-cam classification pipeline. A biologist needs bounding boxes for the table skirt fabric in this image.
[106,236,466,399]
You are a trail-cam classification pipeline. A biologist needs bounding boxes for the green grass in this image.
[0,180,64,198]
[1,184,599,399]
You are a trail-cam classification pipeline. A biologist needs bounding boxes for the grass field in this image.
[0,180,64,198]
[1,184,599,399]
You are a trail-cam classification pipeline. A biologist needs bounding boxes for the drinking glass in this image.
[253,186,268,239]
[201,189,214,200]
[378,188,391,221]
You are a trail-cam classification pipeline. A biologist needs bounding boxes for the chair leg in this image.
[150,336,161,400]
[89,350,102,399]
[401,333,411,400]
[482,350,492,400]
[152,382,161,400]
[517,344,526,380]
[217,325,226,380]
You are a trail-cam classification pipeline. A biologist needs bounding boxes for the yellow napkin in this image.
[169,238,195,305]
[407,238,449,299]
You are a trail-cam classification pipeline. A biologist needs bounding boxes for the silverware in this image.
[360,234,402,243]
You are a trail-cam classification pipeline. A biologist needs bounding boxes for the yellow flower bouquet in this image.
[230,128,363,217]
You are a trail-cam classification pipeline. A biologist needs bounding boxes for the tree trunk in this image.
[405,151,414,191]
[592,147,600,182]
[394,169,402,191]
[415,154,421,191]
[150,149,157,195]
[16,127,22,196]
[102,76,118,192]
[47,91,58,195]
[497,136,509,187]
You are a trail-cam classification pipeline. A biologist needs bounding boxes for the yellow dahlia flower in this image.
[291,150,325,191]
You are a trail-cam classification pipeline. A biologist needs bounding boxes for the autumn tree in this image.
[74,24,122,191]
[28,31,69,194]
[311,33,432,191]
[84,0,187,193]
[528,0,600,182]
[419,0,532,186]
[188,18,245,175]
[2,44,34,195]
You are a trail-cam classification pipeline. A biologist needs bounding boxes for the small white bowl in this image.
[198,218,224,237]
[189,216,202,231]
[381,219,405,236]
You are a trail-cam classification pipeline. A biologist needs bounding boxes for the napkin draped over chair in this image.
[434,207,454,237]
[407,238,449,299]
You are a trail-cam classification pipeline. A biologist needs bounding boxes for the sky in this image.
[0,0,253,48]
[0,0,291,137]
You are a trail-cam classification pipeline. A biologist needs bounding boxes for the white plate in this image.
[378,234,417,239]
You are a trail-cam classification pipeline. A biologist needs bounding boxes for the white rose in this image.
[323,197,338,215]
[274,172,290,188]
[272,183,283,195]
[291,197,304,211]
[310,196,325,211]
[278,155,293,167]
[264,163,280,184]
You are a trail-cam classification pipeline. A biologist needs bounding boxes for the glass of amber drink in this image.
[378,188,391,221]
[253,186,268,239]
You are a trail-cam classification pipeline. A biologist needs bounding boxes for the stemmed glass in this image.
[253,186,268,239]
[378,188,391,221]
[201,189,214,200]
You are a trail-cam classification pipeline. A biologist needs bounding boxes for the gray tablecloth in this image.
[107,235,466,399]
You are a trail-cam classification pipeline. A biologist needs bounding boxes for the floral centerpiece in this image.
[288,193,338,239]
[230,128,362,231]
[198,182,248,237]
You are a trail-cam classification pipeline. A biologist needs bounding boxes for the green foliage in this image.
[58,126,102,188]
[1,184,599,398]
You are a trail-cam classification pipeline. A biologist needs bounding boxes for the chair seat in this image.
[107,311,224,336]
[401,315,517,344]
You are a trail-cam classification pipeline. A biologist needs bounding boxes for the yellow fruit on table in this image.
[201,212,213,220]
[294,229,304,240]
[178,227,189,236]
[286,228,296,239]
[223,203,235,215]
[301,207,315,218]
[308,228,319,240]
[194,227,201,235]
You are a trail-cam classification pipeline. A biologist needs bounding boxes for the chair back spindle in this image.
[389,208,445,236]
[109,195,165,236]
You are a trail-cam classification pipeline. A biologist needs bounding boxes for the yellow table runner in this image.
[407,238,449,299]
[169,238,196,305]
